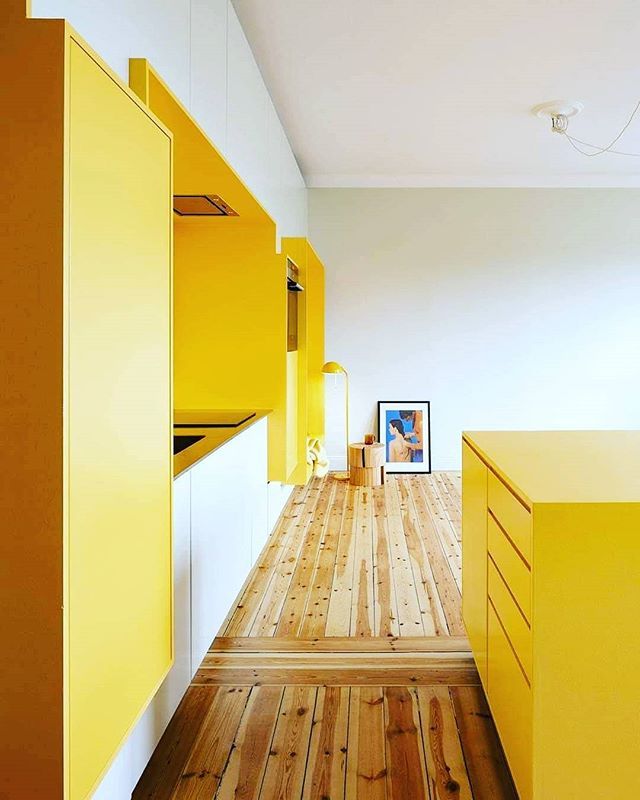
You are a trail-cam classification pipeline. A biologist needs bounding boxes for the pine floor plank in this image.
[383,686,430,800]
[350,486,375,637]
[301,686,350,800]
[403,480,450,636]
[172,686,250,799]
[325,485,358,636]
[395,478,447,636]
[200,652,476,670]
[257,686,316,800]
[215,686,284,800]
[346,687,388,800]
[417,686,474,800]
[211,637,471,653]
[384,480,426,636]
[372,486,401,638]
[191,664,479,687]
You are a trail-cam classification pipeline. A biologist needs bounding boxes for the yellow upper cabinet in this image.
[462,431,640,800]
[129,60,326,485]
[1,8,172,799]
[129,60,290,481]
[282,238,326,485]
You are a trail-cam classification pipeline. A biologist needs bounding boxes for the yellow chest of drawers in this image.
[462,431,640,800]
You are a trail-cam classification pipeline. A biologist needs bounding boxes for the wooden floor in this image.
[133,474,517,800]
[223,473,464,639]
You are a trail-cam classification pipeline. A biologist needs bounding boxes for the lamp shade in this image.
[322,360,346,375]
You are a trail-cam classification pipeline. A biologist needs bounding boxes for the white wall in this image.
[309,188,640,470]
[31,0,307,239]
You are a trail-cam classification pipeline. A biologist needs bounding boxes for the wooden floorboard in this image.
[193,649,480,686]
[133,472,518,800]
[211,636,471,652]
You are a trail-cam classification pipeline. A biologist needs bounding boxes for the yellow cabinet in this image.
[1,9,172,798]
[128,60,326,485]
[461,441,488,686]
[463,431,640,799]
[282,238,326,485]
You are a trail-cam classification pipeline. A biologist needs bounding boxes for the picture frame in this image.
[377,401,431,474]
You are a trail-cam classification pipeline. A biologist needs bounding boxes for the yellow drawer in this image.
[488,470,531,563]
[488,513,531,621]
[487,603,532,800]
[488,559,532,680]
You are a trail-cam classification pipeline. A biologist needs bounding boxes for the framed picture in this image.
[377,401,431,474]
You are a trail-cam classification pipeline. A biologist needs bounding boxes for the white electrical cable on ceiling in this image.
[558,99,640,157]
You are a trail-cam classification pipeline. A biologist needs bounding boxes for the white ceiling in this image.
[232,0,640,186]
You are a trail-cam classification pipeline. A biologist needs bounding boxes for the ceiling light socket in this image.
[532,100,583,135]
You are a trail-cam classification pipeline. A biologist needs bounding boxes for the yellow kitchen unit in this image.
[129,59,291,482]
[129,59,326,485]
[282,238,326,484]
[462,431,640,800]
[1,5,173,799]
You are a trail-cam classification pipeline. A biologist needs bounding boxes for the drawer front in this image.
[487,471,531,563]
[462,441,489,688]
[488,513,531,621]
[487,603,533,800]
[488,559,532,680]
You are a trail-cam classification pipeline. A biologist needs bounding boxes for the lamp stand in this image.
[335,369,350,481]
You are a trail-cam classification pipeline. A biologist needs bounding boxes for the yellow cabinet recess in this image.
[128,60,326,485]
[1,6,173,799]
[462,431,640,799]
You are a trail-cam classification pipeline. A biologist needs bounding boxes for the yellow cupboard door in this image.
[462,441,488,685]
[67,40,172,799]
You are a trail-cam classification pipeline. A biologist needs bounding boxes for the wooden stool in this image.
[348,442,385,486]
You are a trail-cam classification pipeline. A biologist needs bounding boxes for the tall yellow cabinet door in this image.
[67,41,172,799]
[462,441,488,685]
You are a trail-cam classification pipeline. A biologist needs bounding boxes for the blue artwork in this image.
[384,408,424,464]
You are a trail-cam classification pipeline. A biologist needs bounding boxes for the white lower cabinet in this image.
[92,418,269,799]
[190,417,269,670]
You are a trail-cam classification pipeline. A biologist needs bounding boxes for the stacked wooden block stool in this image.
[348,442,386,486]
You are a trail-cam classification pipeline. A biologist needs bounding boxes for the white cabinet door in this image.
[172,471,193,683]
[189,420,269,670]
[190,437,250,670]
[245,418,269,561]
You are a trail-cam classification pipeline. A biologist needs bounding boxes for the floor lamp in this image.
[322,361,349,478]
